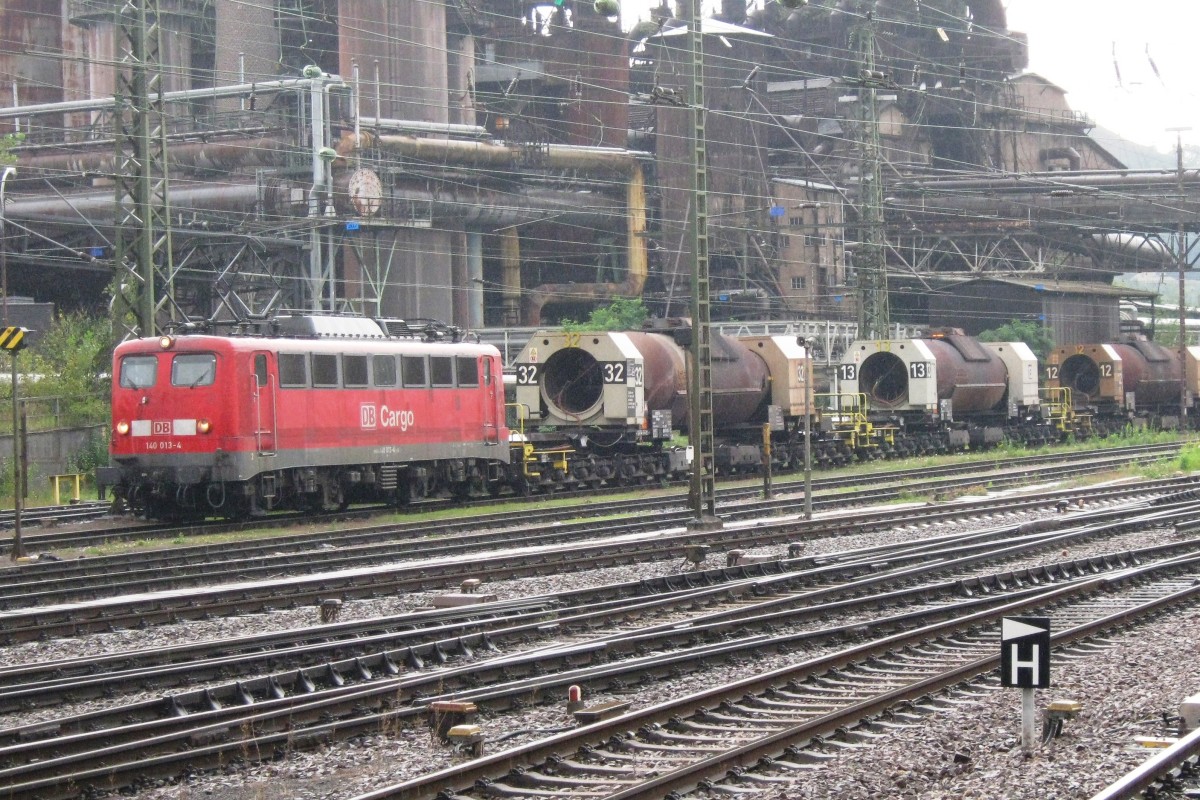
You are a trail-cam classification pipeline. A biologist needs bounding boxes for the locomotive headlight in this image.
[116,420,130,435]
[159,335,175,350]
[197,419,212,434]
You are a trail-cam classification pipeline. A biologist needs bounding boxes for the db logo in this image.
[360,404,377,429]
[152,420,172,435]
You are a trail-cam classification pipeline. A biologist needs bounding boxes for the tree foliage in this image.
[0,312,114,432]
[977,319,1055,362]
[561,297,648,332]
[0,132,24,165]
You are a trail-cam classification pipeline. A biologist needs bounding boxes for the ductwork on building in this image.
[338,133,652,325]
[1040,147,1081,172]
[524,164,649,325]
[7,180,625,229]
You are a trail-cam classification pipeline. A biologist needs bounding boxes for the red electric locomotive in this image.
[98,316,510,520]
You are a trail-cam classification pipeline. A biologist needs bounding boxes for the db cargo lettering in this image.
[381,407,415,431]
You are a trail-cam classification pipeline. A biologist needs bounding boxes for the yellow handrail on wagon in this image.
[816,392,896,450]
[1039,386,1090,436]
[506,402,573,480]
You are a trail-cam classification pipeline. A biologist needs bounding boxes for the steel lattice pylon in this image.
[111,0,175,339]
[852,0,889,341]
[684,0,718,525]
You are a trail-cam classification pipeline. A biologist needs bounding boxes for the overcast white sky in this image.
[617,0,1198,154]
[1004,0,1197,154]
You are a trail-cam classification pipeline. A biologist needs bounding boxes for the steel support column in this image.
[112,0,174,339]
[685,0,718,526]
[854,0,889,341]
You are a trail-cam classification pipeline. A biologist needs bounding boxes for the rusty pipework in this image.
[524,164,649,325]
[16,134,295,179]
[336,132,649,325]
[338,131,643,174]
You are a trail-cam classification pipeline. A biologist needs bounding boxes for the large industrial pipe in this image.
[0,77,317,121]
[357,117,489,139]
[466,232,484,328]
[15,135,295,178]
[524,164,649,325]
[501,228,521,326]
[891,169,1200,194]
[341,131,646,173]
[1039,147,1081,171]
[7,181,265,218]
[9,182,624,228]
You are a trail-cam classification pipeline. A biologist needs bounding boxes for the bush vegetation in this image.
[561,298,648,332]
[977,319,1055,362]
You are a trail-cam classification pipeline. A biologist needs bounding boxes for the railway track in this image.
[0,457,1192,644]
[2,493,1193,720]
[0,443,1186,603]
[0,495,1197,798]
[2,522,1190,796]
[0,441,1184,556]
[354,556,1200,800]
[0,500,110,532]
[1090,726,1200,799]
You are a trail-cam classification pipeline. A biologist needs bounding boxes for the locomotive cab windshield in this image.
[119,356,158,389]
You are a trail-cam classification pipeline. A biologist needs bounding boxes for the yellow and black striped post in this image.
[4,326,28,560]
[0,326,27,353]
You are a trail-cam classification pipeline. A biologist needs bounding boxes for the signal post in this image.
[1000,616,1051,751]
[2,326,28,560]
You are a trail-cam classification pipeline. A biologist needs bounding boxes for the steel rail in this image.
[1089,725,1200,800]
[0,449,1187,610]
[0,463,1190,646]
[0,558,1138,797]
[5,498,1192,720]
[348,557,1200,800]
[0,441,1183,554]
[3,517,1199,796]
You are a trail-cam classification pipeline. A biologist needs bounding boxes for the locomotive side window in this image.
[402,355,427,387]
[456,356,478,387]
[172,353,216,388]
[312,353,339,387]
[254,354,268,387]
[278,353,308,388]
[344,354,369,387]
[373,355,397,387]
[119,355,158,389]
[430,356,454,387]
